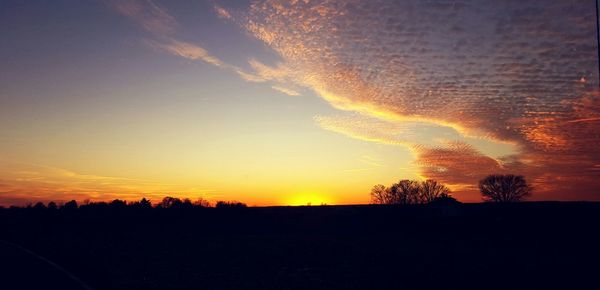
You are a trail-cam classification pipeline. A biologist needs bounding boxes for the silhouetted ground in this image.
[1,202,599,289]
[0,240,90,289]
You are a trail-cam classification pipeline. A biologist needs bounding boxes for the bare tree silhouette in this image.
[479,174,532,202]
[370,179,455,205]
[390,180,421,204]
[193,198,212,208]
[420,179,450,203]
[370,184,389,204]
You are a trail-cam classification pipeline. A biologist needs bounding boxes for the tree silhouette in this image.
[47,201,58,210]
[370,179,454,205]
[479,174,532,202]
[389,180,421,204]
[62,200,78,210]
[370,184,389,204]
[139,198,152,209]
[128,197,153,209]
[420,179,451,203]
[32,202,46,210]
[109,199,127,209]
[158,196,183,209]
[193,198,211,207]
[182,198,194,209]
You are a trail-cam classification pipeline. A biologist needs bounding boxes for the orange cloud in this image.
[415,142,507,189]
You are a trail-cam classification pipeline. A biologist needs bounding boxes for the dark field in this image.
[1,202,599,289]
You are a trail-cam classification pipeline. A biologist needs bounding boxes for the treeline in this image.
[370,179,457,205]
[0,196,247,211]
[1,174,532,210]
[371,174,532,205]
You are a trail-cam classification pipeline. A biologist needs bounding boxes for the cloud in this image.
[247,59,292,82]
[314,114,524,191]
[314,114,492,152]
[147,39,224,67]
[315,114,416,147]
[109,1,228,69]
[108,0,178,36]
[415,142,507,190]
[109,0,308,98]
[271,85,300,96]
[214,5,233,20]
[238,0,600,200]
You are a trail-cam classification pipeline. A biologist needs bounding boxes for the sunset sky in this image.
[1,0,599,205]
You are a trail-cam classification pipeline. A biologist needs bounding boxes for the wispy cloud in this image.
[271,85,300,96]
[109,0,178,36]
[109,0,308,99]
[147,39,224,67]
[109,0,229,70]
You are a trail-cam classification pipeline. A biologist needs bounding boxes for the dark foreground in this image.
[1,202,599,289]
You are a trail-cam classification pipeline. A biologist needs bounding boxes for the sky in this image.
[1,0,599,206]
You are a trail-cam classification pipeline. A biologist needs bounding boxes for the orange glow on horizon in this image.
[284,191,334,206]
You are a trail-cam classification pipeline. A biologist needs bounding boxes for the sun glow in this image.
[285,192,333,206]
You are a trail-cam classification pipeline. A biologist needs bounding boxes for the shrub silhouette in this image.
[429,192,459,205]
[216,201,247,208]
[479,174,532,202]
